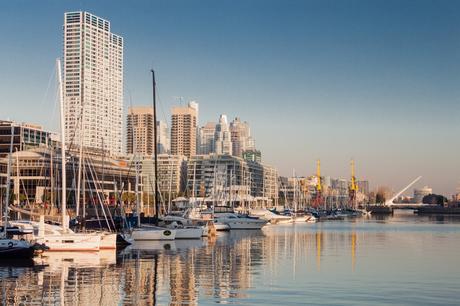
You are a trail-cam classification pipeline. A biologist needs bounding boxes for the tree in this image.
[18,193,27,204]
[375,192,385,204]
[121,192,136,204]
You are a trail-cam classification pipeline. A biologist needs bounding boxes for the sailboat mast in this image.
[57,58,67,230]
[151,69,159,224]
[2,125,14,238]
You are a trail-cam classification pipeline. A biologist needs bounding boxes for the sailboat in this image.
[32,59,101,251]
[0,125,35,258]
[131,69,177,241]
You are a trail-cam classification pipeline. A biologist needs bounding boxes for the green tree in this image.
[121,192,136,204]
[375,192,385,204]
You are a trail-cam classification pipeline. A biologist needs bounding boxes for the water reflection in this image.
[1,216,460,305]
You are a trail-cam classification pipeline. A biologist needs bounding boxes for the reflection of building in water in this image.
[0,251,119,305]
[198,233,261,301]
[0,228,366,304]
[168,251,197,305]
[121,252,168,305]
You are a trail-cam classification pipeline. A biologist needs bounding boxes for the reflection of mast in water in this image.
[292,226,297,280]
[351,232,357,272]
[316,231,322,271]
[60,266,66,306]
[132,250,160,305]
[134,250,141,305]
[153,253,158,305]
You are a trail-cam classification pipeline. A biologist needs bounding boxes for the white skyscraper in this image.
[157,120,170,154]
[63,12,123,155]
[230,117,255,157]
[214,115,232,155]
[198,122,216,155]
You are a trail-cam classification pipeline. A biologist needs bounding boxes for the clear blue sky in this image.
[0,0,459,195]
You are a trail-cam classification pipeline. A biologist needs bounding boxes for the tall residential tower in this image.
[170,102,198,158]
[126,106,154,156]
[63,11,123,155]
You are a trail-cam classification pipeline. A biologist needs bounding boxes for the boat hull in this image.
[214,222,230,231]
[225,219,267,230]
[0,239,34,258]
[174,227,203,239]
[131,227,176,241]
[37,234,101,252]
[100,233,117,249]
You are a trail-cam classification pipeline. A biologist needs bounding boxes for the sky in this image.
[0,0,459,195]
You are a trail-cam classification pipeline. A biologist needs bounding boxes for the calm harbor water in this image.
[1,211,460,305]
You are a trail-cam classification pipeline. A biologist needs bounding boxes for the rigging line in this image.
[93,157,115,229]
[41,65,58,129]
[155,80,169,125]
[84,160,102,229]
[148,177,165,216]
[96,153,117,230]
[86,157,112,232]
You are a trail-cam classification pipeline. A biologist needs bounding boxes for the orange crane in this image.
[313,159,323,208]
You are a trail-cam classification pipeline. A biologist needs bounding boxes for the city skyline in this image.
[0,1,459,195]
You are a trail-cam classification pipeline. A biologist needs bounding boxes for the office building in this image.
[0,120,57,157]
[0,147,135,207]
[63,11,123,155]
[141,154,187,197]
[187,154,278,205]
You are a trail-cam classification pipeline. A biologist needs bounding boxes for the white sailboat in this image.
[131,69,177,241]
[34,59,101,252]
[160,214,206,239]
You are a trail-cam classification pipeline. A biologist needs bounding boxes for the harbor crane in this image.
[349,159,358,209]
[313,159,323,208]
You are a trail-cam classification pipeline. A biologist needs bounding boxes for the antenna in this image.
[173,96,184,106]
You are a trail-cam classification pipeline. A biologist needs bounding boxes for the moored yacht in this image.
[214,213,267,229]
[10,219,101,252]
[250,208,293,224]
[0,238,35,258]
